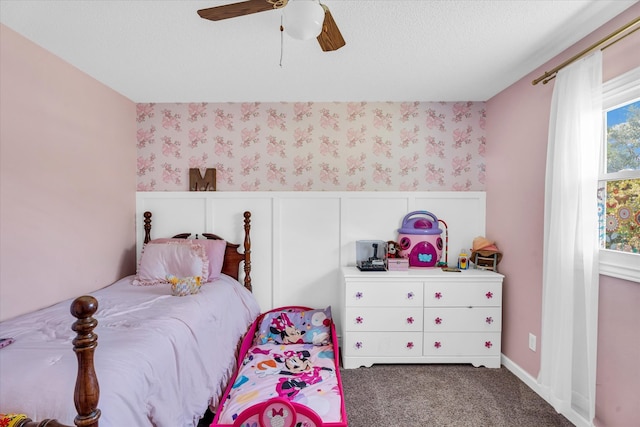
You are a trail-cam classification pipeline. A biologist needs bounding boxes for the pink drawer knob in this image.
[486,291,493,299]
[407,292,415,300]
[485,341,493,348]
[407,316,414,324]
[355,341,362,349]
[486,316,493,324]
[434,341,442,349]
[407,342,414,349]
[355,316,363,324]
[435,317,442,325]
[355,291,363,300]
[435,292,442,299]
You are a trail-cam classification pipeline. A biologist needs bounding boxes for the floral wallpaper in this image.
[136,102,487,191]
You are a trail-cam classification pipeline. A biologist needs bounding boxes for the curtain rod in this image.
[532,15,640,86]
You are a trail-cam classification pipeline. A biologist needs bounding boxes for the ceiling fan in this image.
[197,0,346,52]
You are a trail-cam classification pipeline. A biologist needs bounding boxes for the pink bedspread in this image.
[215,342,342,424]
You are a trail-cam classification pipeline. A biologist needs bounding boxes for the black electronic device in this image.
[357,241,387,271]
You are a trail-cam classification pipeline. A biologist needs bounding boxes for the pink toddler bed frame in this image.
[211,306,348,427]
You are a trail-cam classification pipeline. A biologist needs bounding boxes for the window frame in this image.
[599,66,640,283]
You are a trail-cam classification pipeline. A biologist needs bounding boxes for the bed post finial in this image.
[243,211,252,292]
[70,296,101,427]
[144,211,152,244]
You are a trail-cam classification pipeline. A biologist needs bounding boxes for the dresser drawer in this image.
[423,332,501,356]
[345,282,423,307]
[344,332,423,357]
[424,282,501,307]
[423,307,501,332]
[345,307,423,332]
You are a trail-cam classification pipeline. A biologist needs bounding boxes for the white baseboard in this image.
[501,354,592,427]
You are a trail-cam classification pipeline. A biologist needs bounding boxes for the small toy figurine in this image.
[458,249,469,270]
[387,241,400,258]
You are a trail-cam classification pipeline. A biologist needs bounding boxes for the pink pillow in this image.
[151,238,226,281]
[134,242,208,286]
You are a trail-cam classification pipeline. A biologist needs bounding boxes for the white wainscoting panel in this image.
[274,195,341,311]
[137,191,486,329]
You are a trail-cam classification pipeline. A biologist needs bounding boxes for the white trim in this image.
[598,66,640,279]
[501,354,593,427]
[602,66,640,110]
[599,250,640,283]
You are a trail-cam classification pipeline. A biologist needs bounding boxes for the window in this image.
[598,66,640,282]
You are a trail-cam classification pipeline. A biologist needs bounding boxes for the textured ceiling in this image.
[0,0,637,102]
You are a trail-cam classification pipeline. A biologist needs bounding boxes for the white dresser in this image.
[340,267,504,369]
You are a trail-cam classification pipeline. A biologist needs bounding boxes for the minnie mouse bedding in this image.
[211,306,347,427]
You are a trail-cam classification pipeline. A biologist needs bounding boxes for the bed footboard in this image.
[70,296,101,427]
[18,420,76,427]
[15,296,101,427]
[232,397,323,427]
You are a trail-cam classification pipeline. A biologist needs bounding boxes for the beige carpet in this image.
[340,364,574,427]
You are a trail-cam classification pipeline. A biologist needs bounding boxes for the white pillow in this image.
[150,238,227,281]
[133,242,209,286]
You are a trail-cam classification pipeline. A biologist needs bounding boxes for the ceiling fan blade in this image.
[197,0,276,21]
[317,4,345,52]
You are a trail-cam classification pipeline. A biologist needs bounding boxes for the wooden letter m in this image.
[189,168,216,191]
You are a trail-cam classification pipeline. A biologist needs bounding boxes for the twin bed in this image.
[0,211,346,427]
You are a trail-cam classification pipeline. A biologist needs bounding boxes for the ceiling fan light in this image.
[283,0,325,40]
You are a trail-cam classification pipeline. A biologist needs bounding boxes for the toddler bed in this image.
[211,306,347,427]
[0,211,260,427]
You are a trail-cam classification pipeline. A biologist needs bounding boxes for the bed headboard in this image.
[142,211,252,292]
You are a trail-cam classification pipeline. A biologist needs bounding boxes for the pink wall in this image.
[595,275,640,425]
[136,102,487,191]
[485,4,640,427]
[0,25,137,321]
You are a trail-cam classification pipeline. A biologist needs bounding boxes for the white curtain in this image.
[539,51,602,424]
